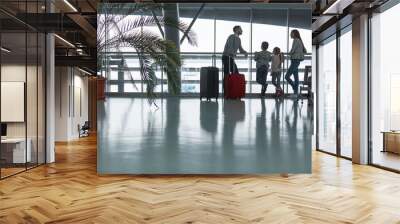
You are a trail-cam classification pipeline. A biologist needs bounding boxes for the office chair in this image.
[78,121,90,138]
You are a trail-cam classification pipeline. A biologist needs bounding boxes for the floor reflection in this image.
[98,97,312,174]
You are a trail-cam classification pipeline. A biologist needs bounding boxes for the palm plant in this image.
[97,3,197,102]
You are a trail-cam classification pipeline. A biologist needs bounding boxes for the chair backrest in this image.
[303,66,312,85]
[82,121,90,129]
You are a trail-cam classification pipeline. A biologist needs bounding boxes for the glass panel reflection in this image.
[98,98,312,174]
[371,4,400,171]
[340,27,352,158]
[1,31,28,177]
[317,36,337,154]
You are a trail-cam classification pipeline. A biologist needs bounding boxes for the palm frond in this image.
[122,31,182,95]
[137,53,157,99]
[97,2,199,103]
[114,16,198,47]
[163,17,198,46]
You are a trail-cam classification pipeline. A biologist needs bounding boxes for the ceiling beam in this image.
[55,55,96,70]
[67,13,97,46]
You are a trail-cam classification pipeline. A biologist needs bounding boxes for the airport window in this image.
[288,9,312,94]
[251,9,288,94]
[98,4,312,96]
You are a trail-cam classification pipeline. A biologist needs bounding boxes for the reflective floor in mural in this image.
[98,97,313,174]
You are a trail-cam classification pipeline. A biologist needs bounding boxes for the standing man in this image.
[222,25,248,93]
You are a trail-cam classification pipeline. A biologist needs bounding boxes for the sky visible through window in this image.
[104,14,311,54]
[100,9,312,94]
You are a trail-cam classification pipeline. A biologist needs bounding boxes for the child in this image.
[271,47,284,97]
[254,42,272,96]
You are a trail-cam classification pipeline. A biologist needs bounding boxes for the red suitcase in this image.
[224,73,245,99]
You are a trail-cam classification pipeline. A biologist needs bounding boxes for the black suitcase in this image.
[200,67,219,101]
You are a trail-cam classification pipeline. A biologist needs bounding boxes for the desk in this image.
[382,131,400,154]
[1,138,31,163]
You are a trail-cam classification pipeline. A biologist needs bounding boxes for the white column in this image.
[46,33,55,163]
[46,1,55,163]
[352,14,369,164]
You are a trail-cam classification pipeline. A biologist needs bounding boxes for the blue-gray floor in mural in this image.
[97,97,312,174]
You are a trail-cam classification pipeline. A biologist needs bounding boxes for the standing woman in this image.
[285,29,306,97]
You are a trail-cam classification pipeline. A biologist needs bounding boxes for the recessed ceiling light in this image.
[78,67,93,76]
[54,34,75,48]
[63,0,78,12]
[323,0,357,15]
[1,47,11,53]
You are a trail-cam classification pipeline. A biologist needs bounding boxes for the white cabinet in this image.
[1,138,32,163]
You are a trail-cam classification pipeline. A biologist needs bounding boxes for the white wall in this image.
[1,63,46,164]
[1,65,43,137]
[55,66,69,141]
[55,67,89,141]
[1,65,27,139]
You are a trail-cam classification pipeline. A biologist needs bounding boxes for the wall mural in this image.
[97,3,313,174]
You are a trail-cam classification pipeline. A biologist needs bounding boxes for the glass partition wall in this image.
[317,35,337,155]
[339,26,352,159]
[316,0,400,172]
[0,1,46,179]
[316,25,352,159]
[370,3,400,171]
[99,4,312,96]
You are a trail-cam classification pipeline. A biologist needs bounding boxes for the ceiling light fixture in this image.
[1,47,11,53]
[63,0,78,12]
[78,67,93,76]
[54,34,75,48]
[322,0,351,15]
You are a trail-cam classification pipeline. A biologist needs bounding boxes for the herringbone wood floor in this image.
[1,135,400,224]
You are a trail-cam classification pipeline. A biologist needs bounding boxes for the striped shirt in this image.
[254,50,272,69]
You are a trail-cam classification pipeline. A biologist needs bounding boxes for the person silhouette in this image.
[222,25,248,94]
[285,29,307,98]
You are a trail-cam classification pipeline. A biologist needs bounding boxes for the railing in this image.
[99,52,312,95]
